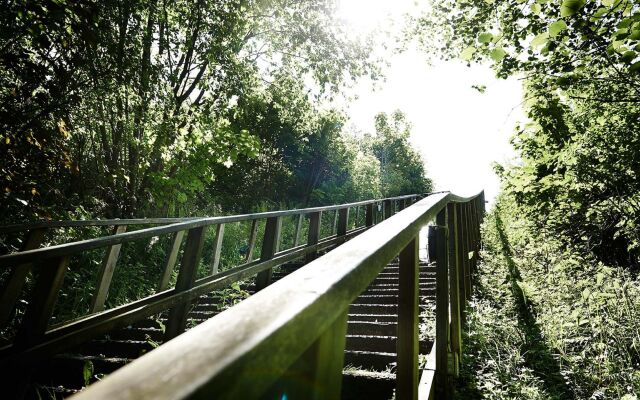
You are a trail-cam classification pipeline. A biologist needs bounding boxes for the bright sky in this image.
[335,0,524,204]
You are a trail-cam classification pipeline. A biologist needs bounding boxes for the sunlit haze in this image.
[336,0,524,204]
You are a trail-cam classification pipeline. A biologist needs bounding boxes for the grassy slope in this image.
[454,197,640,400]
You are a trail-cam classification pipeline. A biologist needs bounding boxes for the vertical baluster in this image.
[16,255,70,347]
[354,206,360,228]
[158,230,185,291]
[446,203,462,375]
[293,214,304,247]
[383,199,392,220]
[165,226,207,341]
[268,310,349,399]
[245,219,259,262]
[255,216,282,291]
[305,212,322,263]
[210,223,225,275]
[332,210,338,235]
[432,222,450,399]
[397,235,419,400]
[90,225,127,313]
[0,227,47,328]
[464,203,473,298]
[365,204,374,227]
[336,208,349,244]
[455,203,467,326]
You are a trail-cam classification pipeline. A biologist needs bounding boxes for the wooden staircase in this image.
[20,258,437,399]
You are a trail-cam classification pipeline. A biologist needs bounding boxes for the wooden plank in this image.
[90,226,128,313]
[293,214,304,247]
[0,228,47,327]
[446,203,462,370]
[305,212,322,263]
[16,256,70,347]
[463,203,472,299]
[164,226,207,341]
[209,223,225,275]
[71,193,452,400]
[419,342,438,400]
[433,226,450,399]
[255,217,282,291]
[266,310,349,399]
[332,210,339,235]
[158,230,185,291]
[397,235,420,400]
[455,204,467,326]
[245,219,259,262]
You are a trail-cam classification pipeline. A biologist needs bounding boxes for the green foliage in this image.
[459,196,640,399]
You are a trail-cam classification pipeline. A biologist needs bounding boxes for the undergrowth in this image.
[456,195,640,400]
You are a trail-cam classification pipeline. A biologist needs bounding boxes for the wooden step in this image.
[345,335,396,353]
[343,350,396,370]
[347,321,397,336]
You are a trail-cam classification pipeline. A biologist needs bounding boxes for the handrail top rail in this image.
[0,193,432,235]
[0,191,480,268]
[71,190,483,400]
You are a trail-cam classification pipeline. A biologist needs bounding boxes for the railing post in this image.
[430,222,450,399]
[332,210,339,235]
[336,208,349,244]
[293,214,304,247]
[165,226,207,341]
[268,310,349,399]
[245,219,259,262]
[90,225,127,313]
[354,206,360,227]
[446,203,462,376]
[255,216,282,291]
[396,235,419,400]
[383,199,392,220]
[158,230,185,291]
[16,255,70,347]
[0,227,47,328]
[365,204,374,227]
[455,204,467,326]
[210,223,225,275]
[305,212,322,263]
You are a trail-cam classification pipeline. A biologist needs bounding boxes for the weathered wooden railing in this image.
[60,191,484,400]
[0,194,421,370]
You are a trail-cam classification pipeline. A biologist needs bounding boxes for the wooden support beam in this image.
[158,230,185,291]
[337,208,349,244]
[365,204,374,227]
[245,220,258,263]
[446,203,462,372]
[209,223,225,275]
[433,225,450,399]
[255,217,282,291]
[90,225,127,313]
[16,256,70,347]
[397,236,419,400]
[305,212,322,263]
[266,310,349,399]
[384,199,393,220]
[455,204,467,326]
[164,226,207,341]
[0,228,47,328]
[293,214,304,247]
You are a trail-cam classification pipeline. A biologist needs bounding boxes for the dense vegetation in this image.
[413,0,640,398]
[0,0,431,223]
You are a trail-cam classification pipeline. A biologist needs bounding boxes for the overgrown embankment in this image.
[456,196,640,400]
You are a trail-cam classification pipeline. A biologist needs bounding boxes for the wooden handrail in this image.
[0,194,427,235]
[0,195,424,368]
[69,191,484,400]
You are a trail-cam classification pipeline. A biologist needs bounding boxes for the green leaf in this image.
[460,46,476,61]
[621,50,636,63]
[531,32,549,48]
[602,0,616,6]
[83,360,94,386]
[549,20,568,37]
[490,47,507,62]
[630,61,640,72]
[560,0,585,17]
[478,32,493,44]
[531,3,542,14]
